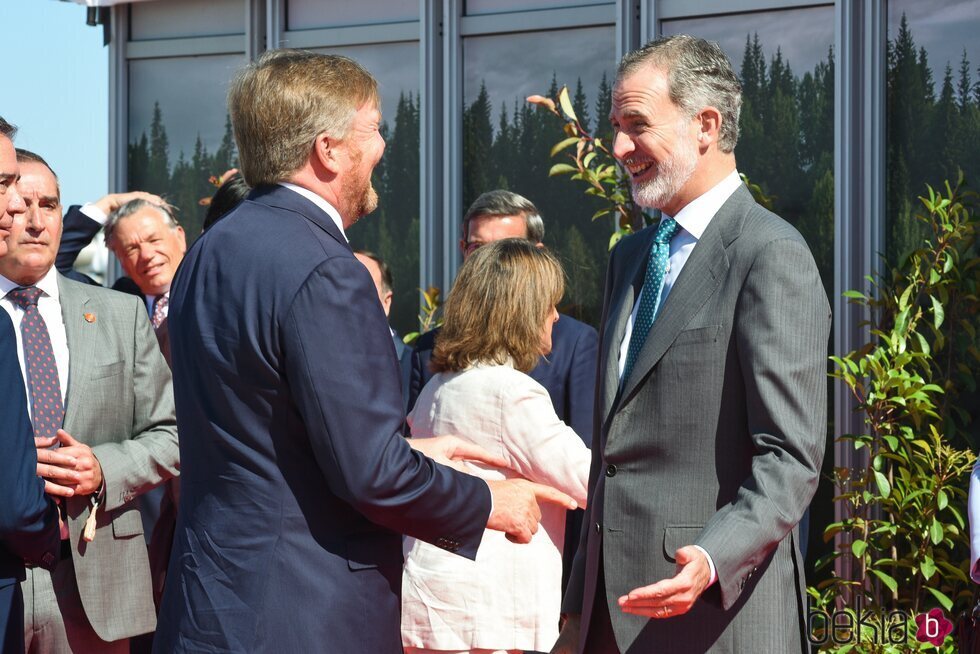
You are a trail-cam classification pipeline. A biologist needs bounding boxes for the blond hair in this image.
[432,239,565,374]
[228,49,379,185]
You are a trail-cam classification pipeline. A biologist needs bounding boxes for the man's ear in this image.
[313,132,342,174]
[696,107,722,148]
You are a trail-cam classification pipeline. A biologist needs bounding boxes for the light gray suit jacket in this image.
[56,275,179,641]
[564,185,831,653]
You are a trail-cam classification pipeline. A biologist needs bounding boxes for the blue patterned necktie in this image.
[7,285,65,440]
[622,217,680,383]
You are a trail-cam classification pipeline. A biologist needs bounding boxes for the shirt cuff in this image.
[693,545,717,587]
[80,203,109,225]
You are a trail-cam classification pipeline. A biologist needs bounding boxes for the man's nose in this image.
[7,187,26,215]
[611,131,634,162]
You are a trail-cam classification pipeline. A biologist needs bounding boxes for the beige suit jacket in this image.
[58,275,179,642]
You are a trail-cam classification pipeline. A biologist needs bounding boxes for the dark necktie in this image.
[151,294,168,330]
[622,216,680,383]
[7,286,65,440]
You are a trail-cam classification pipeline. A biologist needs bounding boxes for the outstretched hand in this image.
[618,545,711,618]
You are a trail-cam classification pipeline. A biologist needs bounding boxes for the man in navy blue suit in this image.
[153,50,575,653]
[0,116,60,654]
[407,189,599,595]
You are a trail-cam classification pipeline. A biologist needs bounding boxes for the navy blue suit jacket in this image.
[0,311,60,653]
[154,185,492,653]
[408,312,598,593]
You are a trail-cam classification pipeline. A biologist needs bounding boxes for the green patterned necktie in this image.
[622,216,680,383]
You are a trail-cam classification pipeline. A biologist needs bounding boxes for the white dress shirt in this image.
[279,182,348,242]
[615,169,743,587]
[0,267,70,417]
[970,458,980,582]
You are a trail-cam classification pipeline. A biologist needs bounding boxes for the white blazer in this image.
[401,363,591,653]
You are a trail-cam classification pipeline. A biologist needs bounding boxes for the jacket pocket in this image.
[345,533,400,571]
[91,361,125,379]
[663,525,704,562]
[111,505,145,539]
[671,325,721,347]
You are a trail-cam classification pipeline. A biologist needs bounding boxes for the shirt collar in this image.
[662,169,742,240]
[278,182,349,243]
[0,266,60,301]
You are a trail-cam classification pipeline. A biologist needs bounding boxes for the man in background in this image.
[4,148,179,652]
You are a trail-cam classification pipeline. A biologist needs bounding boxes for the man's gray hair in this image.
[618,34,742,153]
[0,116,16,139]
[104,199,180,247]
[462,190,545,243]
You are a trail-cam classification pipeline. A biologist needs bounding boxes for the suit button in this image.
[605,464,617,477]
[595,522,601,533]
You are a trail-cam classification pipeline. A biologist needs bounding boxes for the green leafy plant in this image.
[403,286,443,346]
[811,174,979,653]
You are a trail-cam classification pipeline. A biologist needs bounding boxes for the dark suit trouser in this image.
[584,553,620,654]
[2,583,25,654]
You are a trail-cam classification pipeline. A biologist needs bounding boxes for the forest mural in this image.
[126,15,978,334]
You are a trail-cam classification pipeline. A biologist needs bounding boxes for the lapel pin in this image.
[83,313,96,323]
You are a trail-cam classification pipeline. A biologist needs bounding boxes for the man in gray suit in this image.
[554,35,830,653]
[1,150,178,652]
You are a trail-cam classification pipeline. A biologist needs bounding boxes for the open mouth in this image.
[626,160,655,178]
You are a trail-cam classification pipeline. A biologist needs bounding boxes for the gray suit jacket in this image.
[57,275,179,642]
[564,185,831,653]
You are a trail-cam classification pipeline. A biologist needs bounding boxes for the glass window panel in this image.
[465,0,612,15]
[463,26,616,327]
[286,0,418,30]
[664,7,835,572]
[128,55,245,240]
[313,43,422,338]
[886,0,980,265]
[130,0,244,41]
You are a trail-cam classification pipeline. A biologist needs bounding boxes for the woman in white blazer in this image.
[402,238,592,654]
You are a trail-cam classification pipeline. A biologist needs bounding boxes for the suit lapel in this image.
[600,234,649,425]
[58,275,94,432]
[617,195,739,406]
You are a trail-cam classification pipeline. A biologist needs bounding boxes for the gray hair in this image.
[0,116,16,139]
[618,34,742,153]
[104,199,180,247]
[462,190,545,243]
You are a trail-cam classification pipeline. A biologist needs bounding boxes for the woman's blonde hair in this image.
[431,238,565,374]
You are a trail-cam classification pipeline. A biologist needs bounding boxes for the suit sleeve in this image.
[57,206,103,275]
[283,257,491,559]
[565,324,598,447]
[406,331,436,417]
[0,313,60,568]
[695,236,830,610]
[93,298,180,512]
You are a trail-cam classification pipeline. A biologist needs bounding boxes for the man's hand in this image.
[408,434,509,471]
[486,479,577,543]
[35,436,79,497]
[92,191,167,216]
[618,545,711,618]
[36,430,103,497]
[550,614,580,654]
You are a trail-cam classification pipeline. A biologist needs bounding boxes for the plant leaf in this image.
[549,163,577,176]
[873,470,891,498]
[931,295,945,329]
[870,569,898,593]
[557,86,577,121]
[925,586,953,611]
[550,136,580,157]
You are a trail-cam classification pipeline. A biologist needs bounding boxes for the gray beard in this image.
[629,138,698,211]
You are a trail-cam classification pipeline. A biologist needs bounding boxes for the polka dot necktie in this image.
[151,294,168,330]
[622,216,680,383]
[7,286,65,440]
